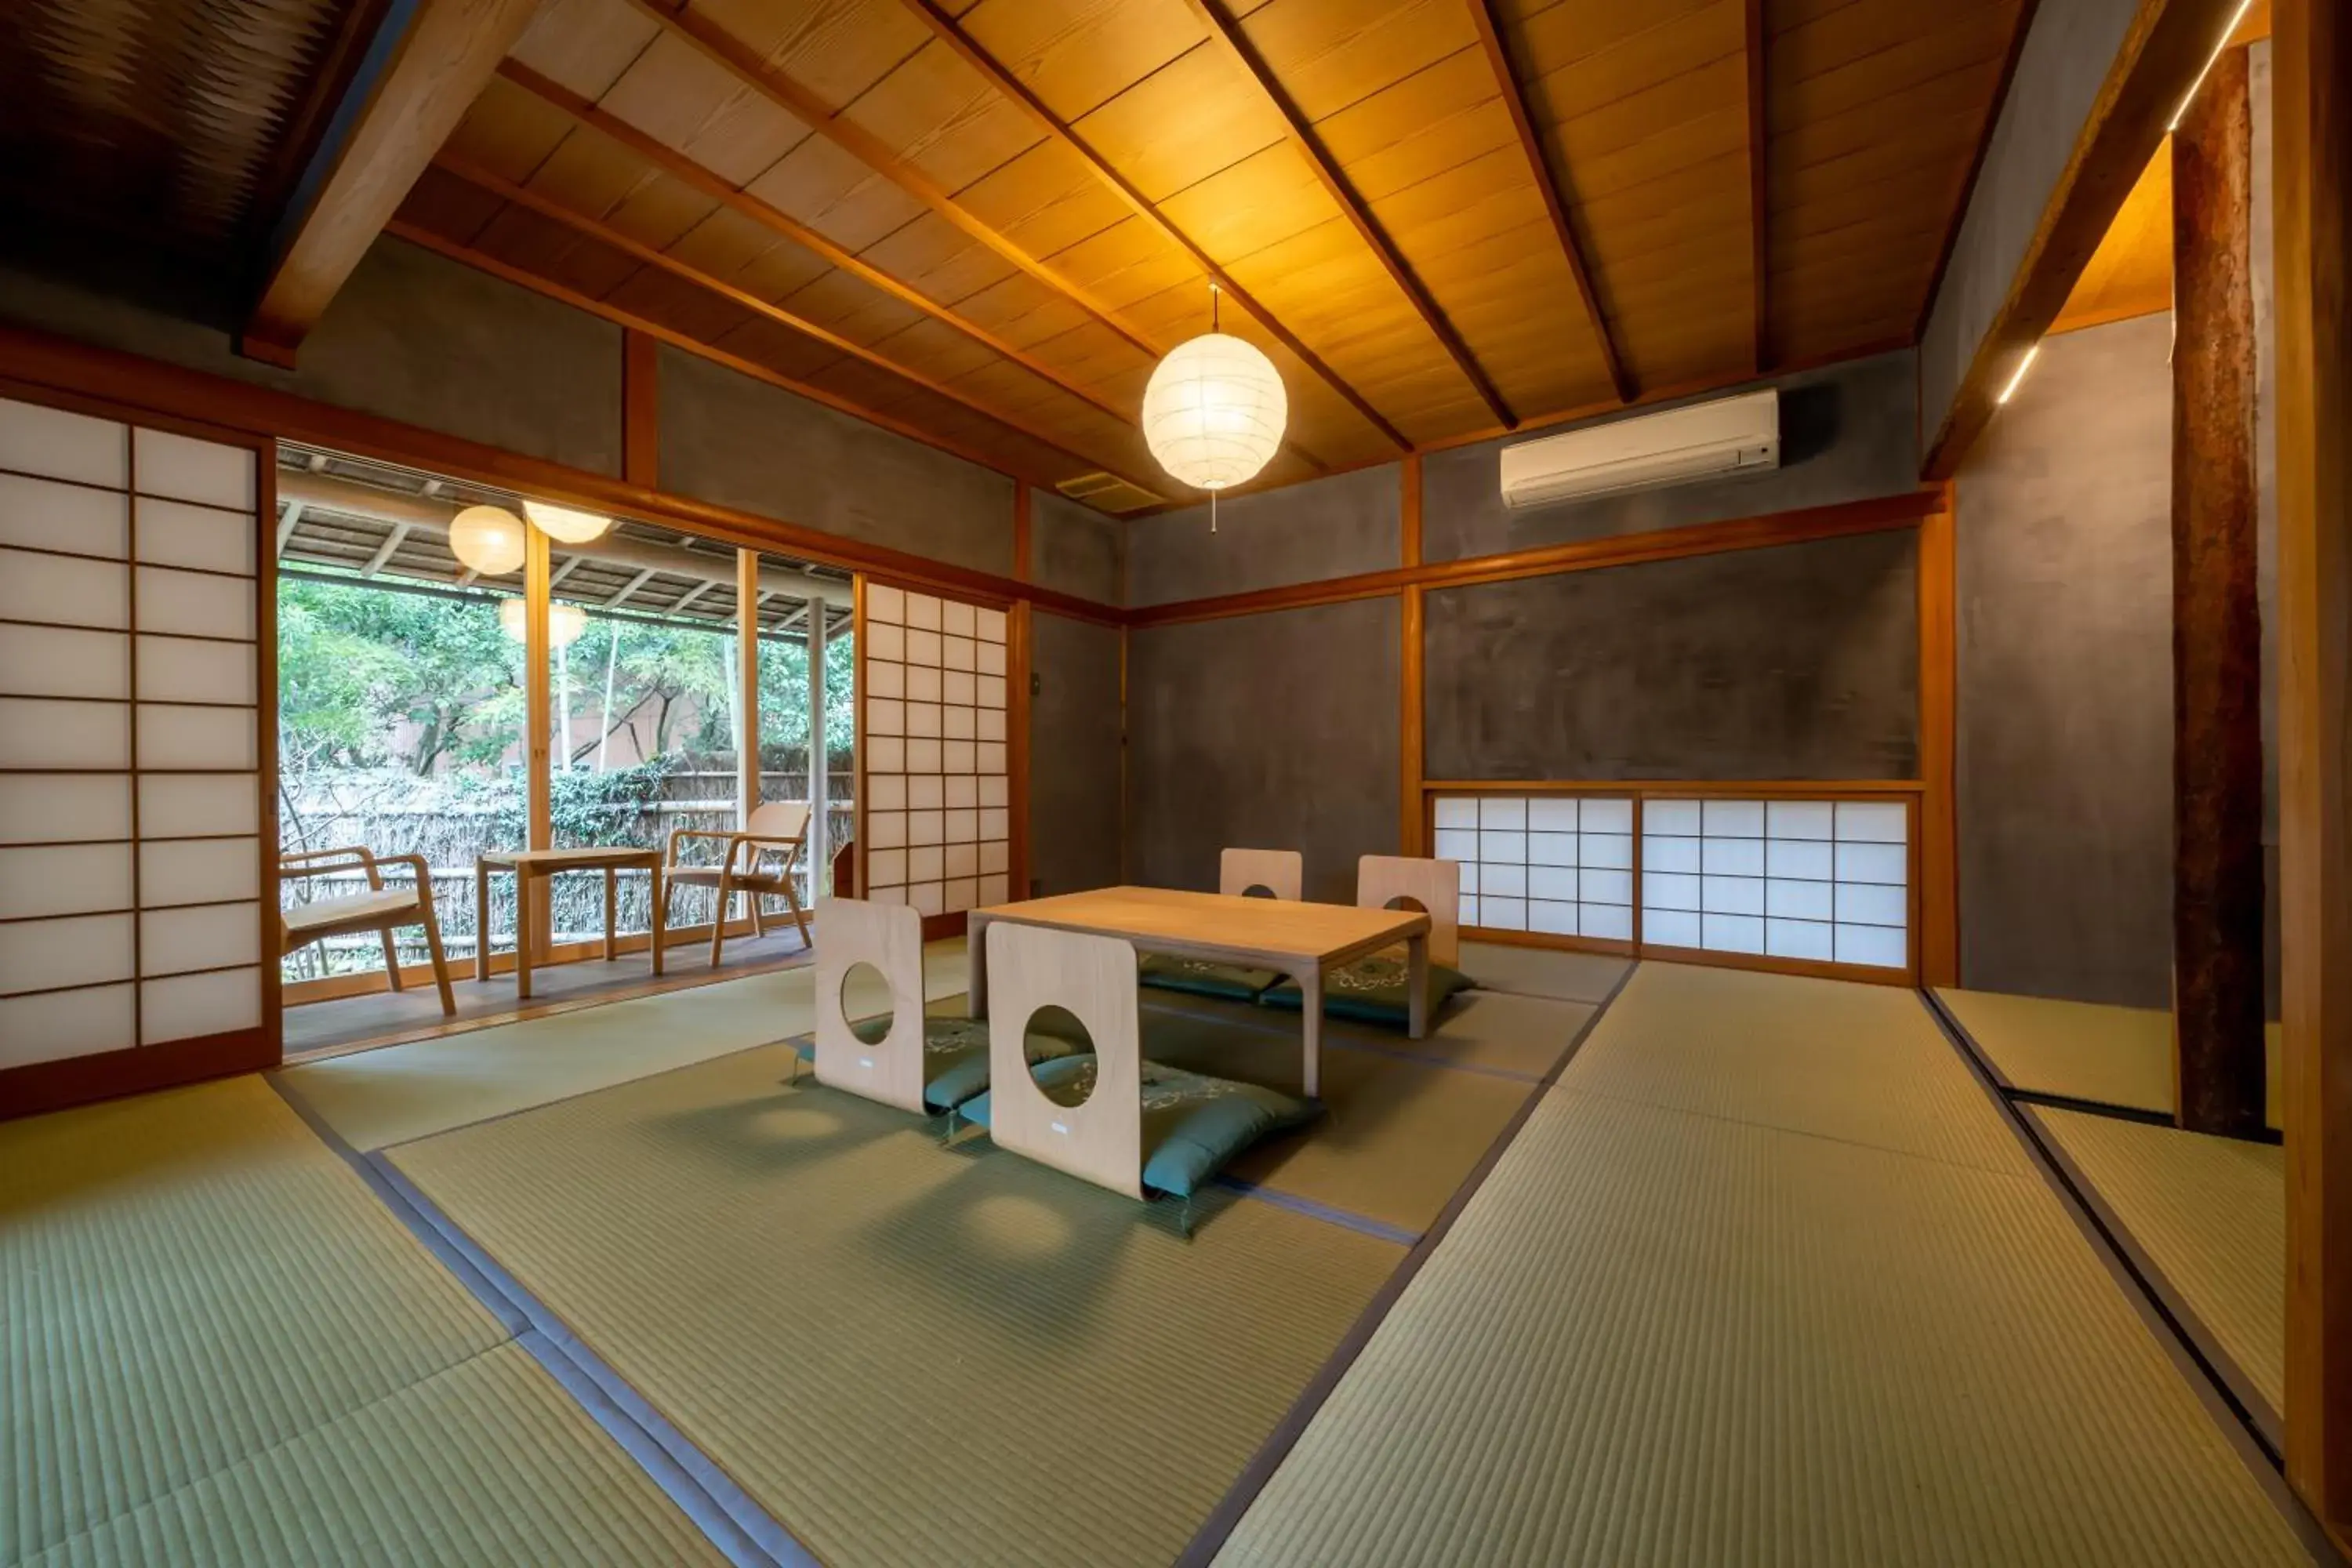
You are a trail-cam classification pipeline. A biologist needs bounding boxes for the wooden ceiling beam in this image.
[1461,0,1634,405]
[895,0,1410,453]
[1744,0,1769,376]
[1180,0,1515,429]
[495,60,1144,438]
[618,0,1160,360]
[242,0,543,366]
[434,154,1171,499]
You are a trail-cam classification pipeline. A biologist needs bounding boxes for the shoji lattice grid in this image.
[0,397,266,1069]
[1432,796,1636,940]
[861,584,1009,916]
[1641,799,1910,969]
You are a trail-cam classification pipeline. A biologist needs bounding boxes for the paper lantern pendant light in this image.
[449,504,527,575]
[522,498,612,543]
[1142,285,1285,496]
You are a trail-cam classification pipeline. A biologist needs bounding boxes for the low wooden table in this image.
[475,846,666,1000]
[967,886,1431,1096]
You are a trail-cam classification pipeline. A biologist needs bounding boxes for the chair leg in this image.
[710,871,734,968]
[379,925,405,990]
[782,877,812,948]
[750,892,766,938]
[415,895,457,1017]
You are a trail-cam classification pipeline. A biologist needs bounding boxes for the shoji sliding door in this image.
[858,582,1011,919]
[0,394,270,1088]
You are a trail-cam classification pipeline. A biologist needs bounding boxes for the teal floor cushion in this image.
[1261,951,1473,1028]
[1138,953,1283,1003]
[793,1014,1086,1112]
[960,1056,1320,1199]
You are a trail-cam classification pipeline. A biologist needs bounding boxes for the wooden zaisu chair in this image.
[278,846,457,1014]
[663,800,815,964]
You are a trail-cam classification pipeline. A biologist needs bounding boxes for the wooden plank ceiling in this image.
[383,0,2033,513]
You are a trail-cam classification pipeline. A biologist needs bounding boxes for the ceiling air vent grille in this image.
[1055,471,1162,514]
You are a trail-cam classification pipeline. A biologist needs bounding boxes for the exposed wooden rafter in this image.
[895,0,1412,453]
[243,0,543,366]
[617,0,1158,358]
[1178,0,1515,429]
[1744,0,1770,375]
[1461,0,1634,404]
[432,153,1171,498]
[493,61,1145,441]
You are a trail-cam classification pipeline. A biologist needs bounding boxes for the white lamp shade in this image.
[449,505,527,575]
[522,498,612,543]
[1142,332,1286,491]
[498,597,588,648]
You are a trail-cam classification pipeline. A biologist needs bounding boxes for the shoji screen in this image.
[860,583,1011,916]
[0,396,267,1073]
[1640,798,1910,969]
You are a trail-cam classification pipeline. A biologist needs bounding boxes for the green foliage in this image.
[278,578,522,774]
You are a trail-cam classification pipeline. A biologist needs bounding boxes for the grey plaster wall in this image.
[1127,597,1399,903]
[0,237,626,474]
[658,345,1014,577]
[1029,612,1125,897]
[1423,350,1920,563]
[1030,489,1124,606]
[1425,532,1920,782]
[1956,313,2174,1007]
[1126,462,1401,608]
[1919,0,2140,445]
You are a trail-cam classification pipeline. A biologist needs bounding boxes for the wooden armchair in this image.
[662,800,815,965]
[278,847,457,1014]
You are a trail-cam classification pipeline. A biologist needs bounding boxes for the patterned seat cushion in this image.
[1260,951,1473,1028]
[1138,953,1282,1003]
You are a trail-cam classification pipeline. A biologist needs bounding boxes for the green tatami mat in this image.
[1571,962,2027,1174]
[2,1076,720,1566]
[1219,1087,2310,1567]
[281,938,969,1151]
[1937,987,2283,1128]
[388,1044,1402,1568]
[1459,941,1631,1004]
[2033,1105,2286,1414]
[27,1345,724,1568]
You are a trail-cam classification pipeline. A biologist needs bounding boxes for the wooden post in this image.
[2171,45,2267,1139]
[1917,485,1958,986]
[807,593,829,896]
[737,549,760,828]
[622,328,659,488]
[2274,0,2352,1542]
[524,519,553,954]
[1399,456,1425,857]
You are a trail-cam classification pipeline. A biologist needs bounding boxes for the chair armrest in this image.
[666,828,739,866]
[278,846,380,883]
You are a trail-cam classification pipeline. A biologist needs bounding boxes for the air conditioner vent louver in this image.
[1054,472,1163,514]
[1499,389,1780,510]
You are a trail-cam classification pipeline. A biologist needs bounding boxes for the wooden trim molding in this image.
[1009,600,1034,902]
[622,327,659,488]
[1400,585,1425,857]
[1,1027,277,1123]
[1013,481,1033,583]
[1127,488,1946,628]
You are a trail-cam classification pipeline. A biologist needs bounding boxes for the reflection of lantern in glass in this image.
[522,499,612,544]
[449,505,527,575]
[499,597,588,648]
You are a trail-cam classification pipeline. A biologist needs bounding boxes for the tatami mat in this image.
[281,938,969,1151]
[2033,1105,2286,1414]
[1,1076,722,1566]
[1459,941,1631,1004]
[1937,987,2283,1128]
[387,1044,1403,1568]
[1571,962,2028,1175]
[1217,967,2309,1567]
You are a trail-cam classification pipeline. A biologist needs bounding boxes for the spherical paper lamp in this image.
[1142,331,1287,492]
[499,597,588,648]
[449,505,527,575]
[522,498,612,544]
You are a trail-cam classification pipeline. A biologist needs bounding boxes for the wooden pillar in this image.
[524,520,553,953]
[807,593,829,895]
[1917,485,1958,986]
[2171,45,2267,1139]
[622,328,659,488]
[1399,456,1425,856]
[737,549,760,826]
[2275,0,2352,1541]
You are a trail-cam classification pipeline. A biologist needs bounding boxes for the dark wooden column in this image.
[2275,0,2352,1541]
[2169,45,2266,1139]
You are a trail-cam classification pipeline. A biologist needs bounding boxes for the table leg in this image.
[1299,966,1323,1098]
[967,913,990,1019]
[514,872,534,1000]
[474,861,492,982]
[604,868,619,960]
[1406,930,1430,1040]
[649,861,666,976]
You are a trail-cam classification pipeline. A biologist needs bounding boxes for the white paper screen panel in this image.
[0,396,264,1066]
[1641,799,1909,969]
[1433,796,1635,939]
[862,583,1011,916]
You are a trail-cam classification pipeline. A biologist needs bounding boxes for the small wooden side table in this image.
[476,846,667,999]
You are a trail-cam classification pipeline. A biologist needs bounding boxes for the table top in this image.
[478,845,666,870]
[972,885,1428,965]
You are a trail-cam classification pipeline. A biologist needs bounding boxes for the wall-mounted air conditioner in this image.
[1498,389,1779,510]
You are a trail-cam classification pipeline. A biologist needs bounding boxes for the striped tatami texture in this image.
[1938,987,2283,1129]
[1215,964,2309,1567]
[2,1076,724,1567]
